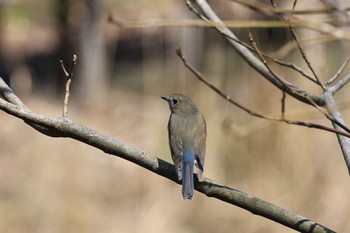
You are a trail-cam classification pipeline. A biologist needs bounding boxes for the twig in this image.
[272,59,317,84]
[176,47,350,138]
[248,33,296,91]
[329,72,350,94]
[326,55,350,85]
[61,54,77,118]
[289,25,325,90]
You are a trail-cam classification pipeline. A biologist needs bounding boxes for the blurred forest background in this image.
[1,0,350,232]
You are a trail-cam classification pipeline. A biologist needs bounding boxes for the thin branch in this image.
[329,72,350,94]
[0,78,335,233]
[272,59,317,84]
[61,54,77,118]
[248,33,299,92]
[176,47,350,138]
[326,55,350,85]
[60,60,69,77]
[324,91,350,173]
[289,27,325,90]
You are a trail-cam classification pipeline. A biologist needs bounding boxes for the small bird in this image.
[161,94,206,200]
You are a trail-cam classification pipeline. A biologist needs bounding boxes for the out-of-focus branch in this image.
[0,77,335,233]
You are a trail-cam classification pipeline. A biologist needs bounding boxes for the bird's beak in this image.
[161,96,170,102]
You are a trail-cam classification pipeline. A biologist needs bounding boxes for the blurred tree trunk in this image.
[77,0,107,104]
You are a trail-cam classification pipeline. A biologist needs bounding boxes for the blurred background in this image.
[1,0,350,232]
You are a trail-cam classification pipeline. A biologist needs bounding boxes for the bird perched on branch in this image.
[161,94,206,200]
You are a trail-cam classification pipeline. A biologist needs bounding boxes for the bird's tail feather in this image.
[182,156,194,200]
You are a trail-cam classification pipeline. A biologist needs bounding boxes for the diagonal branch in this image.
[326,55,350,85]
[324,91,350,172]
[0,78,335,233]
[329,72,350,94]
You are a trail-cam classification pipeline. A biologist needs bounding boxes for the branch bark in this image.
[0,78,335,233]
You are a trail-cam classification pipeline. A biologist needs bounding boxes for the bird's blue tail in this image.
[182,152,194,200]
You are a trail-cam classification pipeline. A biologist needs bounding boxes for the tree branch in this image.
[329,72,350,95]
[0,77,335,233]
[324,91,350,172]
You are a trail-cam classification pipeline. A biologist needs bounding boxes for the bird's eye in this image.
[172,99,179,105]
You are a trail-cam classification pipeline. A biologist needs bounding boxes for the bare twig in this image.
[248,33,297,92]
[326,55,350,85]
[272,59,317,84]
[329,72,350,94]
[60,60,69,77]
[289,28,325,90]
[61,54,77,118]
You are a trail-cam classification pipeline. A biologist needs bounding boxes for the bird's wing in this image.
[170,134,183,180]
[194,114,206,181]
